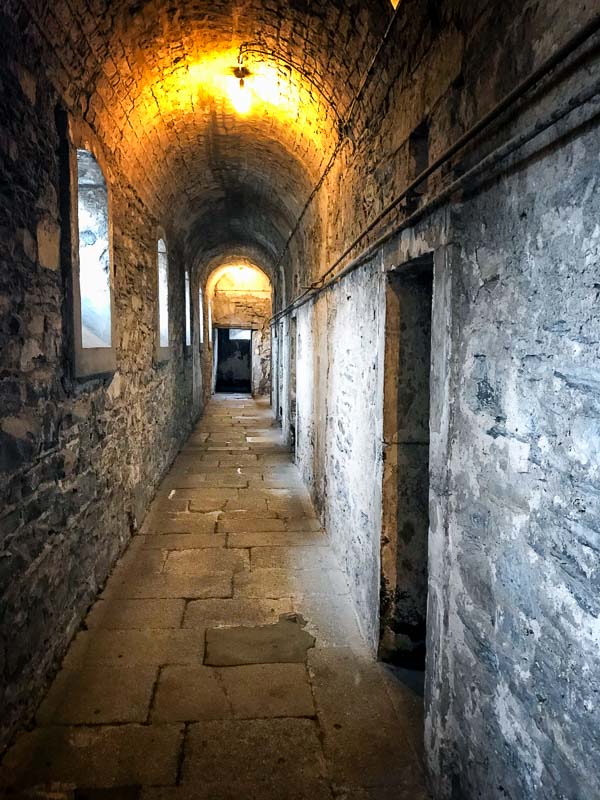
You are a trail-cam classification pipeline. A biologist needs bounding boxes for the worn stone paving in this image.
[0,395,428,799]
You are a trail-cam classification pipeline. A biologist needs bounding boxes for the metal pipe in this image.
[271,13,600,324]
[271,3,403,276]
[271,72,600,323]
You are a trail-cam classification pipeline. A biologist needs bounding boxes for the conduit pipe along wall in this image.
[271,12,600,325]
[271,2,402,277]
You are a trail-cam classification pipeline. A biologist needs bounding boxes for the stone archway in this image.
[205,262,273,397]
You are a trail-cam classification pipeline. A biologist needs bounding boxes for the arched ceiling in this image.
[13,0,392,273]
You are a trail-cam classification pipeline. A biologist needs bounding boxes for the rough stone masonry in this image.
[1,0,599,798]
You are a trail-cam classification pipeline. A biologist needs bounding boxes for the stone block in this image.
[142,783,334,800]
[204,615,315,666]
[292,595,366,651]
[251,546,340,571]
[140,512,219,535]
[188,489,232,512]
[36,218,60,270]
[0,724,183,790]
[85,598,185,629]
[63,629,205,667]
[140,533,226,550]
[102,572,232,600]
[228,530,327,548]
[181,719,326,788]
[151,665,230,722]
[234,568,349,598]
[218,663,314,718]
[183,597,293,629]
[163,548,248,575]
[220,517,287,534]
[307,648,423,789]
[37,664,157,724]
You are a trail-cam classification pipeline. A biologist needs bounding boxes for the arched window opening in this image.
[185,269,192,347]
[72,148,115,376]
[77,150,111,349]
[157,237,169,356]
[199,287,205,345]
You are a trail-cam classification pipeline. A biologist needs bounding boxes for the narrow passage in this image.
[1,396,427,799]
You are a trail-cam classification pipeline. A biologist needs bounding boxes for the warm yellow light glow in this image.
[187,54,296,118]
[229,78,252,115]
[206,262,271,297]
[128,49,326,150]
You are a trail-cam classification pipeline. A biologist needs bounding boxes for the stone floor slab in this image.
[333,779,430,800]
[102,572,232,600]
[228,530,327,548]
[140,512,219,535]
[153,496,190,514]
[219,663,314,718]
[63,629,205,667]
[183,597,293,628]
[308,648,424,790]
[292,595,366,650]
[234,568,349,598]
[187,489,231,512]
[219,514,284,534]
[283,517,323,531]
[224,495,269,512]
[151,665,230,722]
[182,718,326,787]
[142,783,334,800]
[251,546,340,571]
[37,664,157,724]
[0,725,183,790]
[86,598,185,629]
[204,615,315,666]
[140,533,226,550]
[110,549,167,580]
[163,548,248,575]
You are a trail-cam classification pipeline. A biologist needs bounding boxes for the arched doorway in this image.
[205,262,273,396]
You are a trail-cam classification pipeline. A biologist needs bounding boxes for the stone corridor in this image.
[0,396,427,799]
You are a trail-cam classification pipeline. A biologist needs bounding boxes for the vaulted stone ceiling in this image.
[13,0,392,276]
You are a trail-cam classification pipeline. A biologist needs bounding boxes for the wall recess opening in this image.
[380,253,434,670]
[215,328,252,393]
[70,147,116,377]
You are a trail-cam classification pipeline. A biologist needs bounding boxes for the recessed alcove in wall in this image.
[68,145,117,377]
[215,328,252,392]
[380,254,434,668]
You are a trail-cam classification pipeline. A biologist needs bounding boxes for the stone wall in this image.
[280,0,600,797]
[0,19,199,752]
[295,263,387,651]
[423,130,600,798]
[1,0,599,795]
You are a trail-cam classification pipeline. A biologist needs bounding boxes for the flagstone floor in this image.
[1,395,428,800]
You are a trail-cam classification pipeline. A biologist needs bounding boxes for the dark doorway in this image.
[380,254,433,670]
[216,328,252,393]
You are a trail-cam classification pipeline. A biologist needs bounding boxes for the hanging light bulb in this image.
[230,62,252,115]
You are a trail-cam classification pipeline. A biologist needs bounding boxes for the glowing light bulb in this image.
[230,76,252,115]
